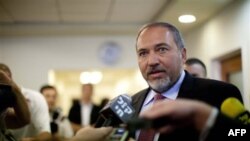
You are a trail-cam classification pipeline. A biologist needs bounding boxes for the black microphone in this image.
[50,108,61,134]
[50,122,58,134]
[94,94,135,127]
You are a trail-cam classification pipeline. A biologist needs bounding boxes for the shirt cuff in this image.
[199,107,219,141]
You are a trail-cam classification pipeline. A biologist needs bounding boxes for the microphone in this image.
[50,108,62,134]
[94,94,135,127]
[220,97,250,125]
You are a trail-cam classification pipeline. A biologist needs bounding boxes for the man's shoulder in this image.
[69,101,81,112]
[21,87,45,101]
[21,87,43,97]
[184,71,236,89]
[92,104,101,111]
[191,78,243,102]
[193,78,239,90]
[21,87,48,108]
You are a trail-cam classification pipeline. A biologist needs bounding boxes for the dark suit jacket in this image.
[68,102,100,125]
[131,71,243,141]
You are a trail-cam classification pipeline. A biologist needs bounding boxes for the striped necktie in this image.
[138,93,165,141]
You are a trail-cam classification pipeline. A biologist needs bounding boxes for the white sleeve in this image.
[58,118,74,138]
[31,92,51,133]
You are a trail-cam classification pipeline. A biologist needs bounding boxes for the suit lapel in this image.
[131,88,150,118]
[177,71,195,99]
[129,88,149,138]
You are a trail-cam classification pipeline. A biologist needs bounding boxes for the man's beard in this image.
[147,76,172,93]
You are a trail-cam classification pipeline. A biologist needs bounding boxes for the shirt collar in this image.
[80,101,92,107]
[143,70,186,107]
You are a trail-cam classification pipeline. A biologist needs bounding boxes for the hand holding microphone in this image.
[71,94,135,141]
[93,94,135,141]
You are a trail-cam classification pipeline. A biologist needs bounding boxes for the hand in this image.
[0,71,30,129]
[20,137,35,141]
[0,70,20,94]
[140,99,212,134]
[0,70,12,85]
[71,126,113,141]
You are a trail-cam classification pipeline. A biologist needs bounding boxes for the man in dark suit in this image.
[68,84,100,133]
[132,22,243,141]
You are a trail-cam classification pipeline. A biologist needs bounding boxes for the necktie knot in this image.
[154,93,165,101]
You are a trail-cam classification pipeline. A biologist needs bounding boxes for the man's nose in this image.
[147,53,159,66]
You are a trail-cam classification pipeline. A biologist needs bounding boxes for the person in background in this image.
[0,70,30,141]
[40,84,74,140]
[184,58,207,78]
[68,83,100,133]
[0,63,51,141]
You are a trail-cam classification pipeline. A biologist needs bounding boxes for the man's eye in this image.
[158,48,167,53]
[139,51,147,57]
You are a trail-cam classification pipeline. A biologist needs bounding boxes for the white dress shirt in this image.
[80,102,93,126]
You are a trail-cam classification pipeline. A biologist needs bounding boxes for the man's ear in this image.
[181,48,187,63]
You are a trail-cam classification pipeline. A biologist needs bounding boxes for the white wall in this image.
[0,35,137,90]
[184,0,250,108]
[0,41,3,60]
[0,47,2,60]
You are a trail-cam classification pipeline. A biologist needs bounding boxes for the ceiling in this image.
[0,0,234,36]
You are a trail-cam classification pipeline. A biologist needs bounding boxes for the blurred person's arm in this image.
[20,132,51,141]
[35,132,52,141]
[140,99,215,134]
[71,126,113,141]
[70,122,82,134]
[0,70,30,129]
[140,99,250,140]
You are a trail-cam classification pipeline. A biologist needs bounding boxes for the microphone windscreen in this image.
[96,94,135,127]
[220,97,245,118]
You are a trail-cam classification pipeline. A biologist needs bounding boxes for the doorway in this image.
[220,50,243,94]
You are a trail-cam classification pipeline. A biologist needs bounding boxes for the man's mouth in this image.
[148,70,165,77]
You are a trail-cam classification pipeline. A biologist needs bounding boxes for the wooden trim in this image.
[221,54,242,82]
